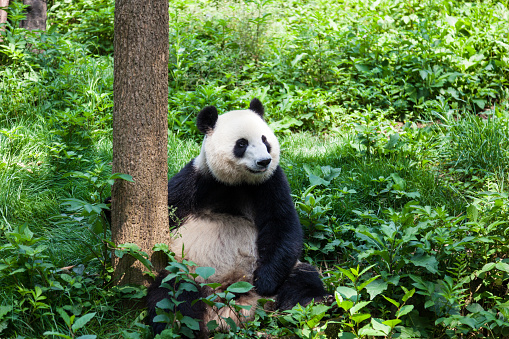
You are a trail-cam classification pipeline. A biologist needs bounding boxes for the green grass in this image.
[0,0,508,337]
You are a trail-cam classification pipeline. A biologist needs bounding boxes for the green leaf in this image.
[358,275,380,292]
[226,281,253,293]
[337,267,356,283]
[396,305,414,318]
[466,303,484,313]
[409,252,438,274]
[385,133,399,149]
[195,267,215,280]
[350,313,371,324]
[71,312,96,332]
[335,291,354,311]
[57,307,71,327]
[401,287,415,303]
[382,318,401,328]
[181,316,200,331]
[350,301,371,315]
[365,280,388,300]
[109,173,135,182]
[335,286,357,300]
[42,332,73,339]
[371,318,391,335]
[309,173,330,186]
[291,53,307,67]
[467,204,479,222]
[495,262,509,273]
[76,336,97,339]
[382,296,400,308]
[458,316,477,329]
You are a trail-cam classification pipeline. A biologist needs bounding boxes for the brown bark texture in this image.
[112,0,170,286]
[0,0,10,39]
[0,0,8,24]
[20,0,46,31]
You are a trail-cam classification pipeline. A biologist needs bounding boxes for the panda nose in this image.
[257,158,271,167]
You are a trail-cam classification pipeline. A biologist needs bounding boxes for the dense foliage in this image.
[0,0,508,337]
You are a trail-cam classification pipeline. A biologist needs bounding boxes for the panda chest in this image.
[171,212,258,284]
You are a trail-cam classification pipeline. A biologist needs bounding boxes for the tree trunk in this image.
[0,0,10,41]
[112,0,169,286]
[20,0,46,31]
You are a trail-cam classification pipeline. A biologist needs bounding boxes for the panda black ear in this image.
[249,98,264,118]
[197,106,218,134]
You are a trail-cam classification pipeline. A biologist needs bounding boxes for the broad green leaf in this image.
[409,252,438,274]
[226,281,253,293]
[335,286,357,300]
[365,280,388,300]
[385,133,399,149]
[195,267,215,280]
[396,305,414,318]
[466,303,484,313]
[358,323,386,336]
[309,174,330,186]
[76,336,97,339]
[350,301,371,315]
[181,316,200,330]
[458,316,477,329]
[71,312,96,332]
[57,307,71,327]
[495,262,509,273]
[153,314,170,323]
[371,318,391,335]
[350,313,371,324]
[382,318,401,328]
[466,204,479,222]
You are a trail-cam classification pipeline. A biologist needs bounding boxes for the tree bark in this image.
[20,0,46,31]
[0,0,10,40]
[112,0,170,286]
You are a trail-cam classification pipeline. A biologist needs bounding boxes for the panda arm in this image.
[253,166,303,296]
[167,161,197,227]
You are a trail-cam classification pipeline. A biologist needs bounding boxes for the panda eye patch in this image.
[236,139,248,148]
[262,135,271,153]
[233,138,249,158]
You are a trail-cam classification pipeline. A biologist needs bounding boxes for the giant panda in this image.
[147,98,329,337]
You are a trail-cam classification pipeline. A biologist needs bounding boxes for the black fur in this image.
[196,106,218,134]
[275,262,328,310]
[249,98,264,117]
[167,164,303,295]
[147,99,328,336]
[261,135,271,154]
[148,162,327,335]
[233,138,248,158]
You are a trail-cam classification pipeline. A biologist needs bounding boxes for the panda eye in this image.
[236,139,248,148]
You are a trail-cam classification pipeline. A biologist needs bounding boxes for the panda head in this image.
[193,98,280,185]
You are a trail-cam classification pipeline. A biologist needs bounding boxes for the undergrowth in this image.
[0,0,508,337]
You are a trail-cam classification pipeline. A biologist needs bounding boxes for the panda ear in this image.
[249,98,264,118]
[197,106,218,134]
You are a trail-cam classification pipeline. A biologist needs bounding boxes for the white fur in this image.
[194,109,280,185]
[171,212,258,284]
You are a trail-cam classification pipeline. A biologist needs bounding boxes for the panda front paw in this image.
[254,270,279,296]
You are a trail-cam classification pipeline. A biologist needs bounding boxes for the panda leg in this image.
[147,270,208,338]
[275,262,330,310]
